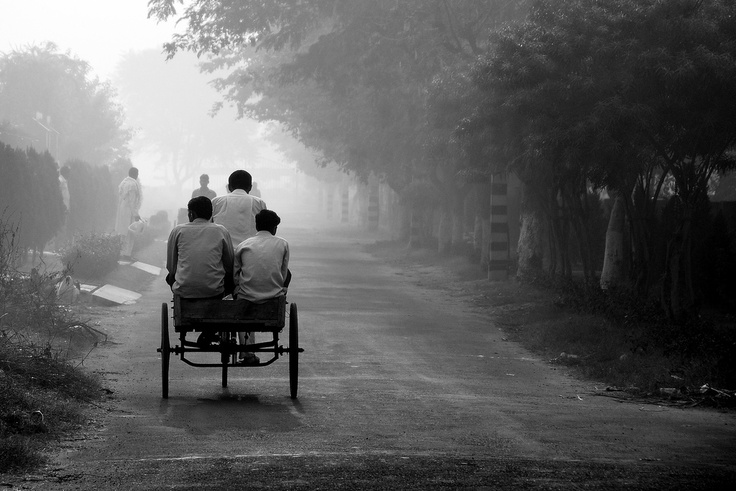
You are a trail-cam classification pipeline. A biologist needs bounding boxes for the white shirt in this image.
[59,175,70,210]
[211,189,267,246]
[166,219,234,298]
[234,231,289,302]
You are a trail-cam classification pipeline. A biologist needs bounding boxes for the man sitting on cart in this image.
[233,209,291,365]
[166,196,235,344]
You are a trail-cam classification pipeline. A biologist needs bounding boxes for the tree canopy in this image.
[0,42,130,165]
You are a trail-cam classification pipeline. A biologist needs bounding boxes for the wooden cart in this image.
[158,295,302,399]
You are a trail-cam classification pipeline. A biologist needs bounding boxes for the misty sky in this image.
[0,0,176,80]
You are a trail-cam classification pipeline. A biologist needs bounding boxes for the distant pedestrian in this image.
[54,165,71,249]
[115,167,142,260]
[192,173,217,200]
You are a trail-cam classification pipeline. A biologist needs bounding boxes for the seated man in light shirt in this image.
[233,209,291,365]
[165,196,235,300]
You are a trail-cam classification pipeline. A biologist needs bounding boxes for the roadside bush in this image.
[61,233,123,279]
[1,216,103,473]
[525,271,736,393]
[64,159,117,237]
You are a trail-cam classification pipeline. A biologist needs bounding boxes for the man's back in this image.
[212,189,267,246]
[166,219,234,298]
[234,231,289,302]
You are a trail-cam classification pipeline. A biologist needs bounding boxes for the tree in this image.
[0,43,130,165]
[468,0,736,318]
[149,0,530,254]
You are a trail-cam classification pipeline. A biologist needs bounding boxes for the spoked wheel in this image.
[220,332,229,388]
[160,303,171,399]
[289,302,299,399]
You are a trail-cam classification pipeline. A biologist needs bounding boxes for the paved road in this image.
[30,225,736,489]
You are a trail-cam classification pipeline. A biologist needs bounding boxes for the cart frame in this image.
[158,295,301,399]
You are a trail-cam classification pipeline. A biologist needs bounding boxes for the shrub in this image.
[64,160,117,237]
[61,233,123,279]
[0,215,102,473]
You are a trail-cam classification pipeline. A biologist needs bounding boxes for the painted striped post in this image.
[341,186,349,223]
[326,184,334,220]
[489,173,509,281]
[368,176,379,231]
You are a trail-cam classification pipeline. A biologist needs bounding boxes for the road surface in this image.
[24,225,736,489]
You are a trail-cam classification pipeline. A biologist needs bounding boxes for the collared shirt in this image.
[211,189,267,246]
[234,231,289,302]
[191,186,216,200]
[166,218,234,298]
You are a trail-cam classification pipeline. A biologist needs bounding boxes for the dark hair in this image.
[255,209,281,231]
[128,167,139,178]
[188,196,213,220]
[59,165,70,178]
[200,174,209,181]
[228,170,252,191]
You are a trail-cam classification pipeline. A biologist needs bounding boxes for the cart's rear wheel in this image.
[161,303,170,399]
[220,332,229,388]
[289,302,299,399]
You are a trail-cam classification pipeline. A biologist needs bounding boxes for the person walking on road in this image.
[192,173,217,200]
[115,167,142,260]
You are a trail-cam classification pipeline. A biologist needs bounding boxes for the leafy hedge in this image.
[0,145,118,255]
[64,159,117,236]
[0,143,64,252]
[61,233,123,279]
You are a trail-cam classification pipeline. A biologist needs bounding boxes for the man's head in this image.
[128,167,139,179]
[227,170,252,192]
[187,196,213,222]
[59,166,70,178]
[255,209,281,234]
[199,174,209,187]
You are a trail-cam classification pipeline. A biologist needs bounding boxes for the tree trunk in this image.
[663,207,695,321]
[600,196,627,290]
[517,209,545,281]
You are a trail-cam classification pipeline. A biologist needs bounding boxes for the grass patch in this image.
[0,336,102,473]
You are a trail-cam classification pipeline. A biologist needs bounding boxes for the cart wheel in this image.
[161,303,170,399]
[289,302,299,399]
[220,332,229,388]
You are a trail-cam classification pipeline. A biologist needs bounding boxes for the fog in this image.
[1,1,329,232]
[114,49,318,225]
